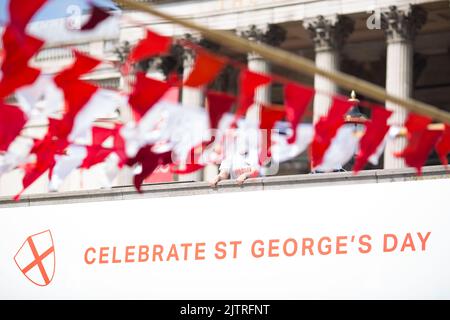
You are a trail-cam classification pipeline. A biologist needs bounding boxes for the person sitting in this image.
[209,130,259,187]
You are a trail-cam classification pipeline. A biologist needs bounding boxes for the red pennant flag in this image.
[184,51,226,87]
[206,91,235,129]
[395,113,441,174]
[52,52,102,139]
[435,125,450,166]
[14,131,68,201]
[0,27,44,98]
[54,51,101,86]
[126,145,172,192]
[80,146,113,169]
[398,129,442,175]
[128,30,172,63]
[9,0,47,31]
[404,113,431,133]
[284,83,315,144]
[353,107,392,173]
[0,65,41,99]
[259,105,285,164]
[57,81,99,139]
[0,103,27,151]
[1,27,44,74]
[311,99,353,168]
[235,69,271,118]
[80,5,111,31]
[128,72,171,119]
[92,126,115,146]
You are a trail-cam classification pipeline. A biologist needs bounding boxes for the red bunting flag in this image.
[126,145,172,192]
[80,146,114,169]
[184,51,226,87]
[0,103,27,152]
[353,107,392,173]
[1,27,44,73]
[284,83,315,144]
[14,120,69,200]
[54,51,101,85]
[206,91,235,129]
[80,5,111,31]
[128,72,171,119]
[311,98,353,168]
[0,27,44,98]
[259,105,285,164]
[395,114,442,174]
[55,81,99,140]
[0,65,41,99]
[52,52,124,143]
[235,69,271,118]
[78,126,117,169]
[9,0,47,31]
[91,126,116,146]
[128,30,172,63]
[435,125,450,166]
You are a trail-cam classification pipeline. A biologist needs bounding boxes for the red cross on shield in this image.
[14,230,56,286]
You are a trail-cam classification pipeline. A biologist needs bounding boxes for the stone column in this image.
[240,24,286,124]
[381,5,427,169]
[305,15,354,123]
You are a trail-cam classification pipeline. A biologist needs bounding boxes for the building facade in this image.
[0,0,449,196]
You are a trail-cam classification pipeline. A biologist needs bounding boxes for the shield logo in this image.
[14,230,56,286]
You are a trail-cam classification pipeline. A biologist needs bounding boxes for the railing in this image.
[1,166,448,208]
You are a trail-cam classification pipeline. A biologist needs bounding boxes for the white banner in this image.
[0,178,449,299]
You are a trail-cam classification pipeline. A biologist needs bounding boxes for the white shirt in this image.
[219,151,259,179]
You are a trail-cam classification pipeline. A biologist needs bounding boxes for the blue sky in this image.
[0,0,119,25]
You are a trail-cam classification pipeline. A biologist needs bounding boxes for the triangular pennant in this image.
[128,72,171,119]
[128,30,172,63]
[395,113,441,174]
[1,26,44,74]
[92,126,116,146]
[14,133,68,200]
[206,91,235,129]
[81,146,113,169]
[235,69,271,118]
[0,65,41,99]
[284,83,314,144]
[0,27,44,98]
[57,81,99,140]
[54,51,101,86]
[353,107,392,173]
[184,51,226,87]
[311,98,353,168]
[80,5,111,31]
[0,103,27,152]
